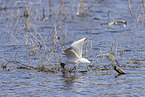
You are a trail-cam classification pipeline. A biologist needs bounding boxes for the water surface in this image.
[0,0,145,96]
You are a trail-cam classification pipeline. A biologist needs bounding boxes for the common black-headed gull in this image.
[60,37,90,70]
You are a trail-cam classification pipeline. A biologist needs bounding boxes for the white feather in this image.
[61,37,90,65]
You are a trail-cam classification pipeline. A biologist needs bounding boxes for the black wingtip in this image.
[84,37,88,41]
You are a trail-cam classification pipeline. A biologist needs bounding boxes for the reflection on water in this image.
[0,67,145,96]
[61,72,77,90]
[61,70,88,90]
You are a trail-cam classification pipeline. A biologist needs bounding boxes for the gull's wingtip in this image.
[62,52,66,55]
[79,37,88,42]
[63,48,73,54]
[62,48,72,55]
[84,37,88,41]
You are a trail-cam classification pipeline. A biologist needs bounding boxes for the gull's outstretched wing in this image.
[64,48,80,60]
[71,37,88,58]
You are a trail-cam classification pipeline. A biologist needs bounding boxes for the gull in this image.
[60,37,90,70]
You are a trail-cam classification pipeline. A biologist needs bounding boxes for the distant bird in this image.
[60,37,90,71]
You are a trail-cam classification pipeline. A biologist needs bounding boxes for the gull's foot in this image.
[72,66,76,71]
[69,66,76,73]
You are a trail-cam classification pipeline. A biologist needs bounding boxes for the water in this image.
[1,69,145,96]
[0,0,145,96]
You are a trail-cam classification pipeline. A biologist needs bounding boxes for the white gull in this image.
[60,37,90,70]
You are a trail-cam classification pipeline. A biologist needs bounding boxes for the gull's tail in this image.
[78,58,90,63]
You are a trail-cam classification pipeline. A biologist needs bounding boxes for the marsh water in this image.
[0,0,145,96]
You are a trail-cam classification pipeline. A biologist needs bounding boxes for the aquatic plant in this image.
[0,0,145,73]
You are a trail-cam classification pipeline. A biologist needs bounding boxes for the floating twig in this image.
[108,20,127,25]
[114,66,126,74]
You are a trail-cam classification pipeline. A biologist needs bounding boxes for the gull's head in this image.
[60,58,67,69]
[60,63,65,69]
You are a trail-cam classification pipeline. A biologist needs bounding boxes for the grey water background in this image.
[0,0,145,96]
